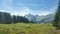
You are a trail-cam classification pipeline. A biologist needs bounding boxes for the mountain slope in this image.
[24,13,55,23]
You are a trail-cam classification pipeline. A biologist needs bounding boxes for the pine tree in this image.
[53,0,60,29]
[17,16,29,23]
[4,13,12,24]
[12,15,17,23]
[0,12,2,23]
[16,15,20,22]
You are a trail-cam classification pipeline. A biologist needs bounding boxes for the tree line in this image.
[0,12,30,24]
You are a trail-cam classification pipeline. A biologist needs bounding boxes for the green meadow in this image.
[0,23,59,34]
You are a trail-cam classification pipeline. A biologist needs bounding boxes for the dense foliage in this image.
[0,12,29,24]
[53,0,60,29]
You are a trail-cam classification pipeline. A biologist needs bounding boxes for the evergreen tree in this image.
[0,12,5,23]
[16,15,20,22]
[0,12,2,23]
[0,12,12,24]
[53,0,60,29]
[17,16,29,23]
[4,13,12,24]
[12,15,17,23]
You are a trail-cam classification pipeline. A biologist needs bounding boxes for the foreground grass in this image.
[0,23,59,34]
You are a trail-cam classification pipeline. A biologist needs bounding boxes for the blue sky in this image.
[0,0,58,16]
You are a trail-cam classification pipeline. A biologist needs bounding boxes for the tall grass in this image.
[0,23,59,34]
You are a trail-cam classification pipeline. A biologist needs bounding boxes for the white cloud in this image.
[17,8,31,16]
[0,6,57,16]
[4,7,31,16]
[0,0,57,16]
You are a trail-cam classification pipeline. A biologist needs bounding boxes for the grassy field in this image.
[0,23,59,34]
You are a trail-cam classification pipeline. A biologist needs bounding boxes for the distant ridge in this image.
[24,13,55,23]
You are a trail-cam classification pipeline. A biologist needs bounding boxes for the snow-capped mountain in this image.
[24,13,55,23]
[24,14,36,23]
